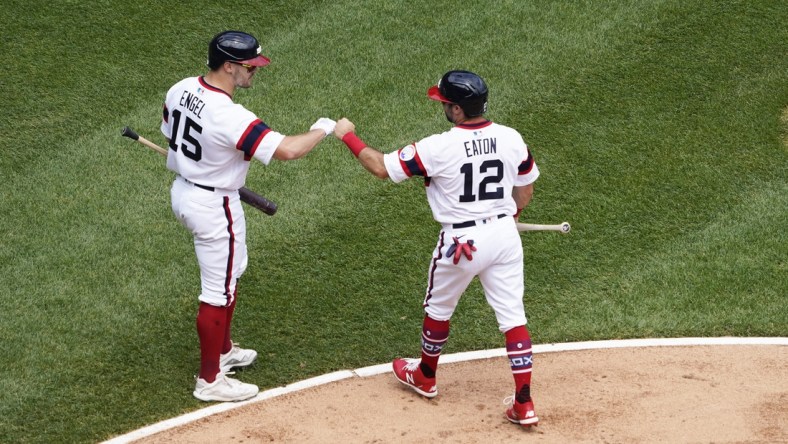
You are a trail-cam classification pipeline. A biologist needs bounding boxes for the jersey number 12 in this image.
[459,159,504,202]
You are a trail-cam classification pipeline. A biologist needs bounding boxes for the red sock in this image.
[420,315,450,378]
[222,293,237,354]
[196,302,227,382]
[505,325,533,403]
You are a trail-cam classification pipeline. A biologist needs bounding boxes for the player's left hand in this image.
[448,236,476,264]
[333,118,355,139]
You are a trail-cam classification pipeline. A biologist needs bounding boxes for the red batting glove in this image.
[451,237,477,264]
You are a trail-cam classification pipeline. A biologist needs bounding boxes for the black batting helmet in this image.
[207,31,270,70]
[427,70,488,117]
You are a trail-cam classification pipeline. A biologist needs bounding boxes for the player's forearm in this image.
[513,184,534,210]
[273,130,325,161]
[357,148,389,179]
[340,131,389,179]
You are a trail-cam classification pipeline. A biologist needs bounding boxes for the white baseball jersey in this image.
[382,119,540,331]
[383,120,539,224]
[161,75,285,307]
[161,76,286,190]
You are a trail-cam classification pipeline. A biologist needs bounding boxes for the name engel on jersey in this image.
[178,90,206,119]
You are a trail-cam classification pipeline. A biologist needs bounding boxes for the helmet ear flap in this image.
[470,99,488,117]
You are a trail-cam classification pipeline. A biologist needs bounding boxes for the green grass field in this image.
[1,1,786,442]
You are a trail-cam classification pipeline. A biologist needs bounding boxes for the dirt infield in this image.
[125,343,786,443]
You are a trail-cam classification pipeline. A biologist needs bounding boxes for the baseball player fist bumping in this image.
[161,30,335,403]
[333,118,355,139]
[335,70,542,427]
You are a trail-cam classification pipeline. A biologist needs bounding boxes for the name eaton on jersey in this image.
[464,137,497,157]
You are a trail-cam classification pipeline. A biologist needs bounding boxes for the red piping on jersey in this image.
[198,76,232,99]
[412,144,427,175]
[456,120,492,129]
[222,196,236,306]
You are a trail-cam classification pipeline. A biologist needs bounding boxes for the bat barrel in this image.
[239,187,278,216]
[516,222,571,233]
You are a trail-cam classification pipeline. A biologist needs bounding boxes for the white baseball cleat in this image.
[220,342,258,373]
[193,372,259,402]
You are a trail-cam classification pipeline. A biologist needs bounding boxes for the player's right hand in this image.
[333,118,355,139]
[310,117,337,136]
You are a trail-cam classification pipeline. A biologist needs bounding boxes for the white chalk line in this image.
[102,336,787,443]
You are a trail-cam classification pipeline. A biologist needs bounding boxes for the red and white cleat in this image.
[504,396,539,427]
[392,358,438,398]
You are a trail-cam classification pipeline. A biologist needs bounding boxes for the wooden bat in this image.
[517,222,571,233]
[121,126,277,216]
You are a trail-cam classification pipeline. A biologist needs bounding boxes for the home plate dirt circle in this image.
[106,338,787,443]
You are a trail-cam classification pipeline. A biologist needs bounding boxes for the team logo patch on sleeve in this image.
[399,145,416,161]
[398,144,427,177]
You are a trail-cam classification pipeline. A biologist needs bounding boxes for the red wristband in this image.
[342,132,367,157]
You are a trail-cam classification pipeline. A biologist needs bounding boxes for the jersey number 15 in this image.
[168,109,203,161]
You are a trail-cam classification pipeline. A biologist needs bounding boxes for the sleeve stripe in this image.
[518,148,535,175]
[237,119,272,159]
[398,146,427,177]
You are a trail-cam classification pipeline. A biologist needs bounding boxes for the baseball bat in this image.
[516,222,571,234]
[121,126,277,216]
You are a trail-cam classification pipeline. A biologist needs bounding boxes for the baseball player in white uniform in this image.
[161,30,336,402]
[333,70,541,427]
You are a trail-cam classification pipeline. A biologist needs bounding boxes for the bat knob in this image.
[121,126,139,140]
[560,222,571,233]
